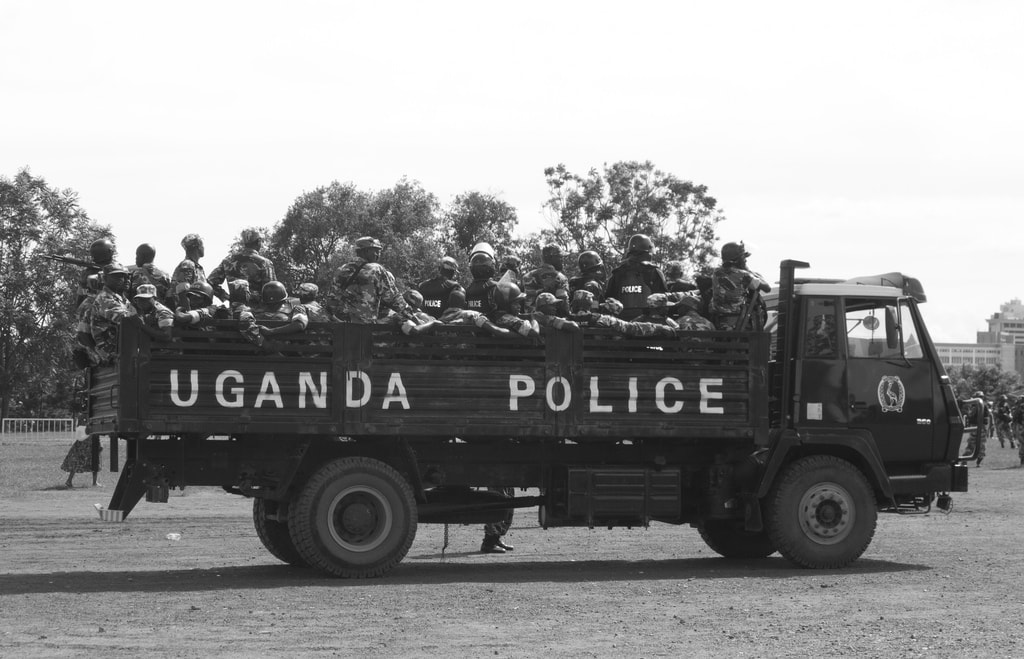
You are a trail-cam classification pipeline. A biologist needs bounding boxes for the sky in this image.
[2,0,1022,343]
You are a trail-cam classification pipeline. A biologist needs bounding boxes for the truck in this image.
[87,259,969,577]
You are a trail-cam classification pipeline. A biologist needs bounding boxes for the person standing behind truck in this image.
[709,241,771,331]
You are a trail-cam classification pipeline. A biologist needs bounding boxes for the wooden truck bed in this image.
[87,322,770,443]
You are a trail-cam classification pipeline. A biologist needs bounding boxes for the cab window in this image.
[899,299,924,359]
[803,298,837,358]
[844,298,900,359]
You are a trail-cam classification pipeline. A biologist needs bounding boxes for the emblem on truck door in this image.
[877,375,906,413]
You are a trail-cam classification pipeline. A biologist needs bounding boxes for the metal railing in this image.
[1,418,77,434]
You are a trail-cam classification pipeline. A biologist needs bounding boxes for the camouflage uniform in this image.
[90,287,134,364]
[328,257,410,323]
[128,263,173,302]
[710,264,767,330]
[964,398,989,466]
[1013,400,1024,465]
[583,312,677,338]
[994,397,1014,448]
[135,298,174,333]
[295,284,331,323]
[524,264,569,310]
[171,259,207,300]
[208,248,276,303]
[648,292,716,331]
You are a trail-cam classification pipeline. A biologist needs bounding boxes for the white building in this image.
[935,298,1024,377]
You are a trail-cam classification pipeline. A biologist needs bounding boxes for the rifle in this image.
[44,254,94,268]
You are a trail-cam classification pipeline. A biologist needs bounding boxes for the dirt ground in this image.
[2,435,1023,658]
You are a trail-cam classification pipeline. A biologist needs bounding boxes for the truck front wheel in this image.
[697,519,776,559]
[766,455,877,569]
[289,457,417,578]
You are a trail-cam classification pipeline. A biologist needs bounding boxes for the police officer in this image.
[130,283,174,342]
[208,228,277,304]
[569,250,607,299]
[89,263,134,365]
[417,256,464,317]
[524,244,568,310]
[463,242,499,316]
[664,260,698,293]
[605,234,668,320]
[128,243,173,302]
[327,236,413,323]
[709,241,771,331]
[253,281,308,341]
[171,234,209,309]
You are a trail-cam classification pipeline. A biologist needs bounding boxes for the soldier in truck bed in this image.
[710,241,772,331]
[208,228,276,304]
[171,233,209,309]
[417,256,464,317]
[127,243,172,302]
[328,236,413,324]
[605,234,668,320]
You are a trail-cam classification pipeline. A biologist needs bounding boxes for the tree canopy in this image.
[541,160,724,277]
[0,169,113,420]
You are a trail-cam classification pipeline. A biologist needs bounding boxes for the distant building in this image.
[977,298,1024,344]
[935,298,1024,377]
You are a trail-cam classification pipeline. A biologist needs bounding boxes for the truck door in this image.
[842,297,935,462]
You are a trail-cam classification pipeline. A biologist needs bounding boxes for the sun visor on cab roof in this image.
[843,272,926,303]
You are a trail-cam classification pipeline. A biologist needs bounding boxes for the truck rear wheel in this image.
[766,455,877,569]
[253,498,308,568]
[697,519,776,559]
[289,457,417,578]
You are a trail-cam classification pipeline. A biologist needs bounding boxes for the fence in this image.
[1,418,77,434]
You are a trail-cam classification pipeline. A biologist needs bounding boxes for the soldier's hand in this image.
[647,293,669,307]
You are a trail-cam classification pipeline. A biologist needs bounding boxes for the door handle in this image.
[850,401,869,411]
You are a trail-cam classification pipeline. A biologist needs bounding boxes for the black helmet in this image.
[491,280,524,313]
[90,238,115,265]
[626,234,653,257]
[721,242,749,263]
[262,281,288,304]
[577,250,603,272]
[188,281,215,305]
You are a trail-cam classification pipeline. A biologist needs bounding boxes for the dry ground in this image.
[1,433,1023,658]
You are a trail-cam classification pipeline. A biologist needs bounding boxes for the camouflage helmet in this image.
[188,281,215,304]
[90,238,115,265]
[355,236,383,251]
[296,282,319,298]
[535,292,558,309]
[103,262,129,276]
[403,289,424,309]
[542,244,562,257]
[240,228,262,248]
[439,256,459,276]
[626,234,654,257]
[571,289,595,313]
[262,281,288,304]
[577,250,603,273]
[133,283,157,299]
[665,260,685,279]
[721,242,750,263]
[491,280,524,313]
[180,233,204,250]
[673,293,703,313]
[973,390,985,399]
[500,255,521,272]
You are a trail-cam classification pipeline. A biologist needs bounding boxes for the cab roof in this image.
[793,272,926,303]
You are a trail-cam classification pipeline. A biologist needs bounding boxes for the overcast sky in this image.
[3,1,1022,343]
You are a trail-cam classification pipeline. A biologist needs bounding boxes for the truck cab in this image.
[763,262,967,513]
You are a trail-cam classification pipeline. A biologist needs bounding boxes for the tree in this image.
[442,191,518,256]
[266,178,444,293]
[946,365,1023,401]
[0,169,113,420]
[542,160,724,277]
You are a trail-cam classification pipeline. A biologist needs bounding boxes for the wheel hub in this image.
[327,486,392,552]
[798,482,854,545]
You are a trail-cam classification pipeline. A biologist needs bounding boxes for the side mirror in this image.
[885,306,899,349]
